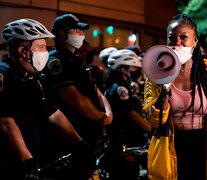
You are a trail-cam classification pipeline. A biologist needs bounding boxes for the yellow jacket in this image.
[143,78,170,128]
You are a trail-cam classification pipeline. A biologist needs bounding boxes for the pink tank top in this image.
[169,83,206,130]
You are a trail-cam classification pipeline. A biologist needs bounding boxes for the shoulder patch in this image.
[47,58,62,75]
[0,73,4,92]
[117,86,129,100]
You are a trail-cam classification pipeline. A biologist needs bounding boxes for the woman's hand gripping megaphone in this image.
[154,84,170,110]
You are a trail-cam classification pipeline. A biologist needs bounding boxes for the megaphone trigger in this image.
[142,45,181,84]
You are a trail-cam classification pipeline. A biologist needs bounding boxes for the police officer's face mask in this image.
[66,34,85,49]
[32,51,49,71]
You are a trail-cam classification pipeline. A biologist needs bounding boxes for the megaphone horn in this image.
[156,52,175,70]
[142,45,181,84]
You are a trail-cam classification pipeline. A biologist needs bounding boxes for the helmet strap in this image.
[21,41,34,66]
[16,41,36,76]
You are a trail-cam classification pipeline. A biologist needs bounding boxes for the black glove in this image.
[21,158,40,180]
[94,133,110,159]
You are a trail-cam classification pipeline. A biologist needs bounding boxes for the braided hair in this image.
[168,13,207,114]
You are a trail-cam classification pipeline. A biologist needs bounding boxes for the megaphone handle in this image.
[154,85,167,109]
[155,84,169,127]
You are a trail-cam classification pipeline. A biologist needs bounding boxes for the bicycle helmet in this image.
[99,47,118,66]
[107,49,142,70]
[1,18,55,45]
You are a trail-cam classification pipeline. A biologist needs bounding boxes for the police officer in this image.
[124,45,146,104]
[99,47,118,68]
[97,47,118,92]
[0,18,84,180]
[44,14,113,180]
[103,49,151,180]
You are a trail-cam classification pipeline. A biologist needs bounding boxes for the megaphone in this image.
[142,45,181,84]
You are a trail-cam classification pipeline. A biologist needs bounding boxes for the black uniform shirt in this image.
[0,56,57,160]
[45,47,104,144]
[105,80,147,147]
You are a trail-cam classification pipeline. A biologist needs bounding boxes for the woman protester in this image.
[143,14,206,180]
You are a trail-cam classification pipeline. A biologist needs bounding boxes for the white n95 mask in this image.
[66,34,85,49]
[32,51,49,71]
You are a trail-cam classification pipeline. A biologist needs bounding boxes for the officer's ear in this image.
[18,47,27,58]
[18,46,31,60]
[59,30,68,41]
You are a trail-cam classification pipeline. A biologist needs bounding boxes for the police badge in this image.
[47,58,62,75]
[117,86,129,100]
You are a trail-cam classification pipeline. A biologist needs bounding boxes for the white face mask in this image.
[32,51,49,71]
[168,46,193,64]
[66,34,85,49]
